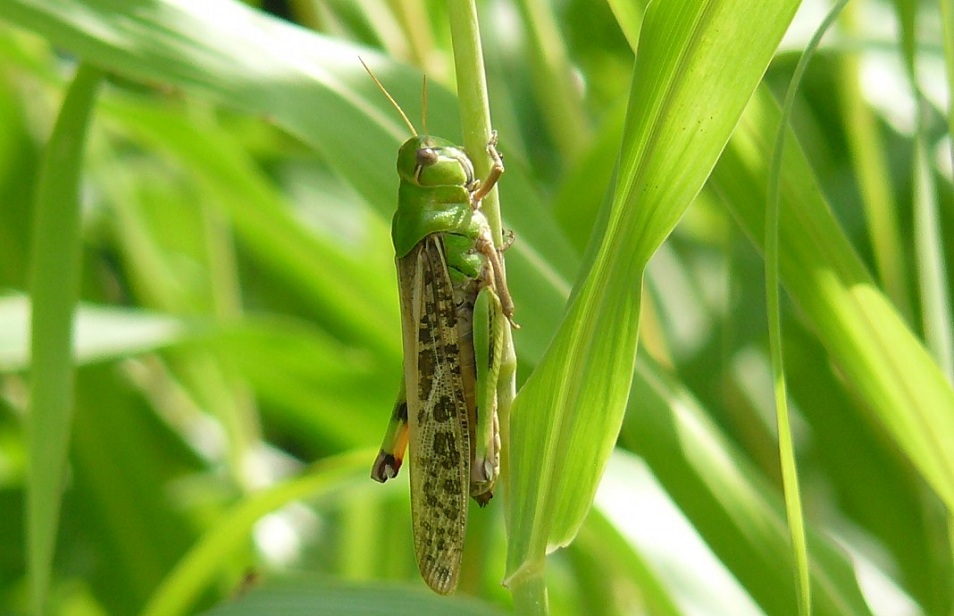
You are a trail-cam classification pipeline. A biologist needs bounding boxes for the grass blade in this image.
[505,0,799,590]
[26,62,102,614]
[712,86,954,514]
[767,4,850,613]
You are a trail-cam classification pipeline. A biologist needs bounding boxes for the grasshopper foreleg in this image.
[474,232,518,329]
[471,132,505,205]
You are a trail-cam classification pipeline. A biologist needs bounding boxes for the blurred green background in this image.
[1,0,953,614]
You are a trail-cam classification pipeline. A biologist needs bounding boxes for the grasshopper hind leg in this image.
[469,278,505,506]
[371,383,410,482]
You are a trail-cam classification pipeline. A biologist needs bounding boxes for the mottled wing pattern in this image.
[396,234,471,595]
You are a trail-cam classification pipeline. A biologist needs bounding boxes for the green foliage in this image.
[0,0,952,614]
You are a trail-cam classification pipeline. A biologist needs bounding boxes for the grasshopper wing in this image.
[397,235,471,595]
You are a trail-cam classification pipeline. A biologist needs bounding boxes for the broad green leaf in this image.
[505,0,800,588]
[0,295,188,372]
[199,577,508,616]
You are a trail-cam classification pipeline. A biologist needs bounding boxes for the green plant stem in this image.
[509,562,550,616]
[447,0,501,243]
[447,0,528,609]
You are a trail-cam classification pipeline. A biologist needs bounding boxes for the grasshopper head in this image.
[398,135,474,188]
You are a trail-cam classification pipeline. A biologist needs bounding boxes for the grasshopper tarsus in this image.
[371,452,401,482]
[500,229,516,252]
[487,131,503,163]
[472,134,505,204]
[470,454,498,506]
[474,492,493,508]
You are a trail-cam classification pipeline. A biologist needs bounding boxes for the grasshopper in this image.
[362,60,515,595]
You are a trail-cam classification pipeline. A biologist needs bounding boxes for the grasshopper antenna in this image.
[421,75,428,137]
[359,56,418,138]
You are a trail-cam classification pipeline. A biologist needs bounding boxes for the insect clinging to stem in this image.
[361,57,515,595]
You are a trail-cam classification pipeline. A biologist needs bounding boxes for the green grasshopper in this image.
[362,60,516,595]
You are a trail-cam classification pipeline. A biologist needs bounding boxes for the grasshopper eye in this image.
[417,148,439,167]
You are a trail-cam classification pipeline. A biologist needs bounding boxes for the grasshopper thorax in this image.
[398,135,475,189]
